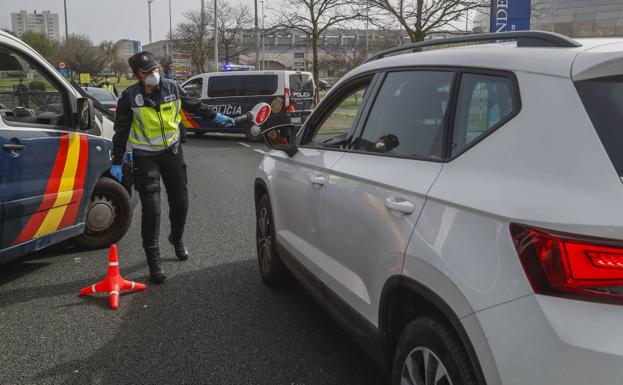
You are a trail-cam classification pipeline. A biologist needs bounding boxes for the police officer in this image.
[110,51,235,283]
[100,78,118,97]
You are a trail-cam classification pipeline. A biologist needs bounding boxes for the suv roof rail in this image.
[364,31,582,63]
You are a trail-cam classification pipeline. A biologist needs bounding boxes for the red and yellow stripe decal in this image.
[180,109,200,128]
[13,132,89,245]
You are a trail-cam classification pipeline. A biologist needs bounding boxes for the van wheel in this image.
[256,194,293,287]
[72,177,132,250]
[392,317,477,385]
[245,125,263,142]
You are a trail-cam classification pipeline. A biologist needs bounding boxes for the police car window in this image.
[452,73,516,157]
[289,74,314,98]
[352,71,453,159]
[306,82,369,148]
[208,75,278,97]
[182,78,203,98]
[0,47,68,128]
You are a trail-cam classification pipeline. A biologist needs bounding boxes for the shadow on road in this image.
[32,259,389,385]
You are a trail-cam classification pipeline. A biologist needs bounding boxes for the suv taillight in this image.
[510,223,623,301]
[284,87,290,108]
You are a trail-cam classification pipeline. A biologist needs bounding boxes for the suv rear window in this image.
[289,73,314,98]
[576,76,623,176]
[207,75,278,97]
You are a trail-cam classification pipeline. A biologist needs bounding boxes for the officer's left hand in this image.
[213,114,235,128]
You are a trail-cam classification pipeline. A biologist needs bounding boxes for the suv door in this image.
[321,70,456,324]
[0,44,86,252]
[271,75,375,280]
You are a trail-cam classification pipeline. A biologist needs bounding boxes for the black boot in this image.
[145,247,166,284]
[168,234,189,261]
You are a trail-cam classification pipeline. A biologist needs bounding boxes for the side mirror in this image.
[261,124,298,157]
[76,97,95,131]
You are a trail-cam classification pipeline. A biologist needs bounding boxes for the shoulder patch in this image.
[135,93,144,106]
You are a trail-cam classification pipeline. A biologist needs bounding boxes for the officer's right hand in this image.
[111,165,123,182]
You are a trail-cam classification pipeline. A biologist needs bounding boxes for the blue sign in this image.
[58,68,69,77]
[490,0,531,33]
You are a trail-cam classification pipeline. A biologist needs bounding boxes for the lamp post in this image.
[255,0,259,69]
[148,0,155,44]
[214,0,218,70]
[261,0,265,70]
[63,0,69,46]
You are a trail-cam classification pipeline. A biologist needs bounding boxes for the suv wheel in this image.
[256,194,293,286]
[392,317,477,385]
[72,177,132,250]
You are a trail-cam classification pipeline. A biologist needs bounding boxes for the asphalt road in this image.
[0,134,389,385]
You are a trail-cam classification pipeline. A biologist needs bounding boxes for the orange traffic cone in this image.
[80,244,146,310]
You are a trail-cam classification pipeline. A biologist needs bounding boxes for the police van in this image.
[0,31,133,263]
[180,70,315,141]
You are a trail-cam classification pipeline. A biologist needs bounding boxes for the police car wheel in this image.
[72,177,132,250]
[256,194,293,287]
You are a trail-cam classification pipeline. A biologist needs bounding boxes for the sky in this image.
[0,0,257,45]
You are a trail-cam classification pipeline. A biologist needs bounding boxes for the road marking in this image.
[215,133,224,136]
[254,149,267,155]
[238,142,251,148]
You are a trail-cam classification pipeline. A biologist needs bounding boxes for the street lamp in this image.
[148,0,155,44]
[214,0,218,70]
[261,0,265,70]
[63,0,69,46]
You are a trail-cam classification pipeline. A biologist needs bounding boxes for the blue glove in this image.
[213,113,235,128]
[111,165,123,182]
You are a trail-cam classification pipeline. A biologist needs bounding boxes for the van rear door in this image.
[289,72,315,110]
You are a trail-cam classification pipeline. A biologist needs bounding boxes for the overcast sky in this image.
[0,0,257,45]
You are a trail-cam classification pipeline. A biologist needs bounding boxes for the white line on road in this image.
[238,142,251,148]
[254,149,267,155]
[215,133,224,136]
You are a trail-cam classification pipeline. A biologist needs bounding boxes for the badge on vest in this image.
[163,94,177,103]
[135,93,144,106]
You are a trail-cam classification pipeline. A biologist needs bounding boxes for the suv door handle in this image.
[309,174,327,186]
[385,197,416,214]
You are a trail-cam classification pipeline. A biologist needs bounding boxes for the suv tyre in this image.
[256,194,293,287]
[392,317,477,385]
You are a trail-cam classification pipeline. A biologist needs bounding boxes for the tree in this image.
[54,34,107,78]
[217,1,253,63]
[272,0,364,94]
[175,8,214,74]
[21,31,58,63]
[367,0,487,42]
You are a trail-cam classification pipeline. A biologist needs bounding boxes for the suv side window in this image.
[303,78,370,148]
[182,78,203,98]
[452,73,517,156]
[351,71,454,159]
[0,46,69,128]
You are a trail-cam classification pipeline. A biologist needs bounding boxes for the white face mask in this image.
[144,71,160,86]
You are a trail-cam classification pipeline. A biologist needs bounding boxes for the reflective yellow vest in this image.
[102,83,114,93]
[126,79,182,151]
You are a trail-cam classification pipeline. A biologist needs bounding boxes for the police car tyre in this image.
[245,125,263,142]
[72,177,132,250]
[392,317,478,385]
[256,194,293,287]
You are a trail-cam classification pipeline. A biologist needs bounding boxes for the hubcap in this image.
[401,347,454,385]
[85,194,116,233]
[257,207,272,273]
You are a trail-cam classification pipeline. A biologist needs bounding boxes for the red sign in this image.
[255,105,271,125]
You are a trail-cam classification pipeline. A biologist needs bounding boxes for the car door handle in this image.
[309,174,327,186]
[385,197,416,214]
[3,143,25,151]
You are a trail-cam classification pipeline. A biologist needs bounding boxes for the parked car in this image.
[0,30,133,263]
[254,31,623,385]
[180,70,315,141]
[82,86,118,115]
[318,79,331,91]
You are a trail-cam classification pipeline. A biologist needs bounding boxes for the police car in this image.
[0,31,133,263]
[180,70,315,141]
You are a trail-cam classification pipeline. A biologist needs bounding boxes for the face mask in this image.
[144,71,160,86]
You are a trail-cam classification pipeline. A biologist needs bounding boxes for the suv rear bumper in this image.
[471,294,623,385]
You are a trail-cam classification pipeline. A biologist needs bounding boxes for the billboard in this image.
[490,0,532,32]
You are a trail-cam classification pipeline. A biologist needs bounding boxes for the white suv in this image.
[254,31,623,385]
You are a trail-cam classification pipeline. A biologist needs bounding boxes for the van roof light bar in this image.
[364,31,582,63]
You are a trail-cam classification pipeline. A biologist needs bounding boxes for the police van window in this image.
[207,75,278,97]
[0,47,68,128]
[304,80,370,148]
[182,78,203,98]
[352,71,453,159]
[289,73,314,98]
[452,73,517,157]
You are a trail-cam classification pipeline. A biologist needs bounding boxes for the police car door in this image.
[0,45,85,252]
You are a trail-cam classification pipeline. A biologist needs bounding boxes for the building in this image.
[11,10,60,41]
[115,39,142,61]
[143,40,192,79]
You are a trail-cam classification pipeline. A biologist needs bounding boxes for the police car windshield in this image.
[289,74,314,98]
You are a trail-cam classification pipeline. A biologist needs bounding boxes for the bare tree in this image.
[217,1,254,62]
[52,34,107,78]
[367,0,487,42]
[175,9,214,73]
[272,0,364,92]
